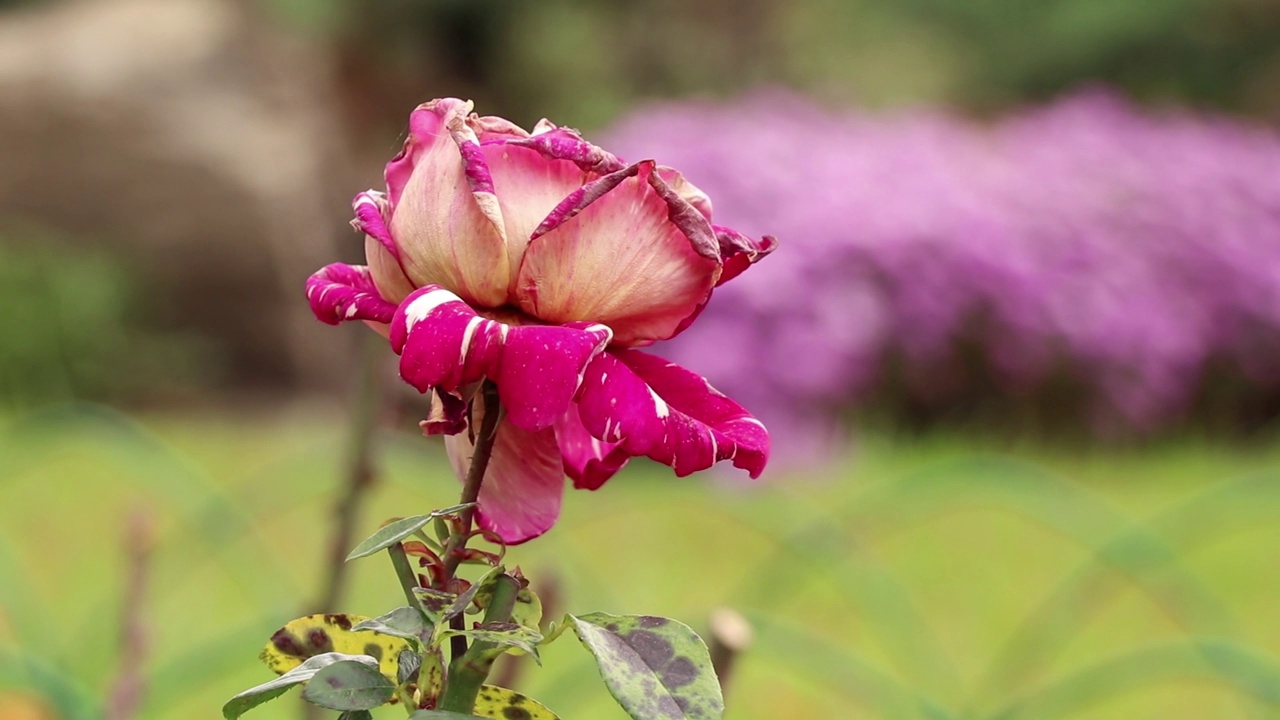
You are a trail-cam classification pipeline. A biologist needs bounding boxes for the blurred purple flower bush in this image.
[604,89,1280,461]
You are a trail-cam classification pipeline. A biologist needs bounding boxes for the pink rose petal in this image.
[390,286,612,432]
[305,263,397,325]
[576,349,769,478]
[515,161,720,346]
[446,413,565,545]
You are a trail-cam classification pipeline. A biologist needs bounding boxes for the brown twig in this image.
[105,512,155,720]
[708,607,753,701]
[312,332,387,614]
[304,333,387,720]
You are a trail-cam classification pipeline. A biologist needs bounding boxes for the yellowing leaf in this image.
[259,614,411,685]
[474,685,560,720]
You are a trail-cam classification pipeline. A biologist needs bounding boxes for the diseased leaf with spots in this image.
[407,711,485,719]
[223,652,378,719]
[474,684,561,720]
[414,587,459,618]
[443,565,503,623]
[437,622,544,664]
[300,659,395,710]
[347,506,474,561]
[259,614,410,687]
[567,613,724,720]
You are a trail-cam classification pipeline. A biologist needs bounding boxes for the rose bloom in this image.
[307,98,775,543]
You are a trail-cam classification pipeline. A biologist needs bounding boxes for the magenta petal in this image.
[352,191,399,260]
[714,225,778,287]
[496,321,612,432]
[420,389,469,436]
[446,416,565,545]
[390,287,505,393]
[305,263,397,325]
[390,286,612,431]
[554,404,630,490]
[508,126,626,176]
[576,350,770,478]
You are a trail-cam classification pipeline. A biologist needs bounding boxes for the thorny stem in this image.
[441,380,502,583]
[440,380,502,662]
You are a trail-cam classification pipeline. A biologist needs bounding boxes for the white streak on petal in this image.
[459,316,485,364]
[403,288,461,330]
[648,388,670,419]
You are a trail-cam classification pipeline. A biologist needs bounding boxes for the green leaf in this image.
[338,712,374,720]
[407,711,485,720]
[223,653,379,719]
[475,685,561,720]
[437,622,544,664]
[433,515,451,544]
[346,505,475,560]
[300,659,395,710]
[567,613,724,720]
[397,649,422,685]
[352,606,432,644]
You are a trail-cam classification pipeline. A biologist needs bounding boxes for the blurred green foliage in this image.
[2,408,1279,718]
[265,0,1280,127]
[0,229,210,409]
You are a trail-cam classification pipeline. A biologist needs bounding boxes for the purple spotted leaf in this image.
[442,565,503,623]
[474,685,561,720]
[300,659,395,710]
[223,652,380,719]
[567,613,723,720]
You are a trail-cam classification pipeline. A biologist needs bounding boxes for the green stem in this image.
[438,573,520,713]
[388,543,422,609]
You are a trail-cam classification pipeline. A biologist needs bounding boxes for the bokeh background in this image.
[3,0,1280,718]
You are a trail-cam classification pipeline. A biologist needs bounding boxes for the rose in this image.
[307,98,775,543]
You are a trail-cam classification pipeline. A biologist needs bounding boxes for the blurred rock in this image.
[0,0,357,393]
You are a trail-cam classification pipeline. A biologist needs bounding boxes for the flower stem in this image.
[437,573,520,714]
[439,381,502,662]
[441,380,502,583]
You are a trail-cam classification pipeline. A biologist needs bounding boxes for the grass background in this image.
[1,403,1278,719]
